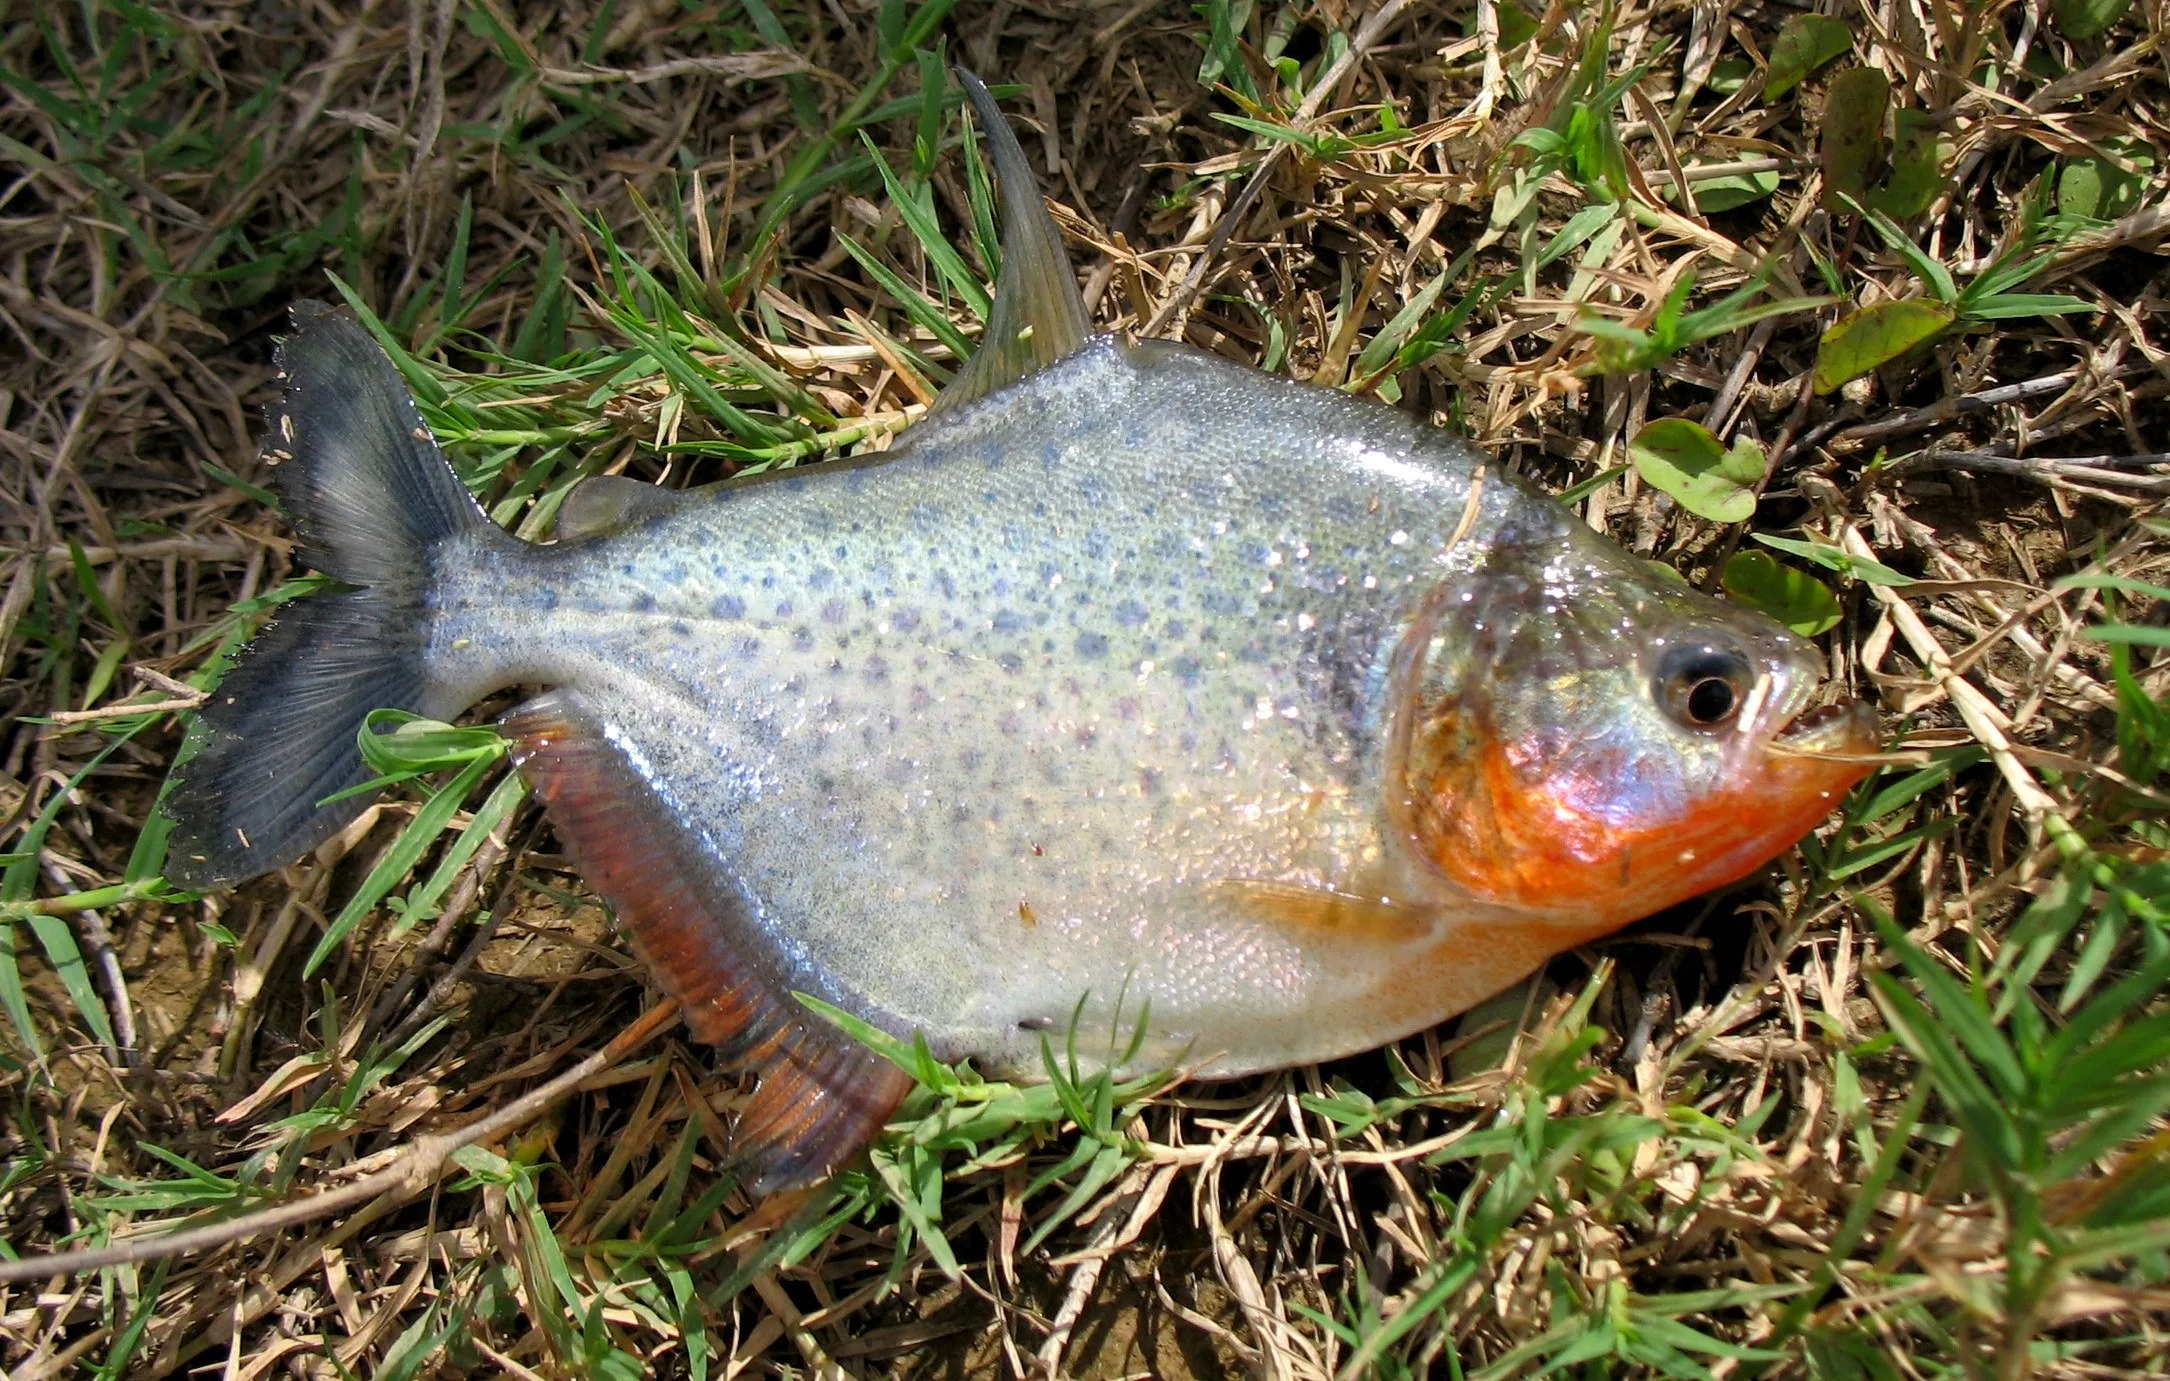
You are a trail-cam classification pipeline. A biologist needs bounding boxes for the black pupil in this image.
[1686,676,1737,724]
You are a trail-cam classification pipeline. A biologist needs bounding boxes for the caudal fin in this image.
[164,301,495,890]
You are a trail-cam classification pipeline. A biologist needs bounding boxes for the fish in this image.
[162,72,1879,1197]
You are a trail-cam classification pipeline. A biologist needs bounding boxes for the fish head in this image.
[1394,543,1878,927]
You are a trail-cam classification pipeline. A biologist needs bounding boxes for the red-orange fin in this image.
[1209,879,1438,943]
[503,692,912,1195]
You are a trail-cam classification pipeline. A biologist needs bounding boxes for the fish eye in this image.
[1655,643,1753,729]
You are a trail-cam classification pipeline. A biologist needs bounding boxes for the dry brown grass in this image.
[3,1,2169,1376]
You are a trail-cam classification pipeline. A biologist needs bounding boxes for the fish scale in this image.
[164,72,1877,1196]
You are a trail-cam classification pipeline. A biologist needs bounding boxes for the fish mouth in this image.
[1766,698,1881,757]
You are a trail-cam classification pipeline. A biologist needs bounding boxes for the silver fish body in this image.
[432,336,1576,1079]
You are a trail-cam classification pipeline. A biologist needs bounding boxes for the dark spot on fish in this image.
[1086,529,1111,559]
[992,610,1025,634]
[998,653,1024,674]
[910,685,932,711]
[1116,697,1140,721]
[1040,442,1060,469]
[1139,767,1162,796]
[809,567,835,591]
[999,712,1023,735]
[890,607,921,632]
[1076,631,1109,659]
[821,599,849,625]
[1114,599,1148,627]
[1236,639,1267,663]
[671,621,691,638]
[1076,726,1097,748]
[1163,619,1187,640]
[863,655,890,683]
[834,545,849,561]
[736,636,762,660]
[775,600,794,618]
[1202,590,1243,616]
[1173,655,1203,684]
[762,574,777,589]
[711,594,746,620]
[793,628,816,652]
[629,592,656,613]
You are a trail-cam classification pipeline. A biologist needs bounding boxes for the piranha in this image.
[164,73,1878,1196]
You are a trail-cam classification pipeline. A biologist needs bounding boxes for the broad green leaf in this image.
[1813,299,1952,394]
[1765,15,1853,99]
[1495,0,1539,48]
[1819,67,1888,211]
[1705,57,1753,95]
[2055,0,2133,39]
[1671,165,1780,212]
[1862,109,1951,218]
[2060,137,2155,222]
[1629,419,1765,523]
[1722,551,1842,635]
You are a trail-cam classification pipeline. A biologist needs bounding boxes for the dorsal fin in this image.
[925,69,1093,417]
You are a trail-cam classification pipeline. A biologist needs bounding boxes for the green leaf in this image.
[1861,109,1951,218]
[1764,15,1854,99]
[1704,57,1753,95]
[2055,0,2133,39]
[1722,551,1842,635]
[1753,533,1916,585]
[2059,137,2156,222]
[1629,419,1765,523]
[1813,299,1952,394]
[1671,165,1780,212]
[1961,293,2095,321]
[1819,67,1888,211]
[1494,0,1539,49]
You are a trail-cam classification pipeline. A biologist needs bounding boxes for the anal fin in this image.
[504,692,911,1195]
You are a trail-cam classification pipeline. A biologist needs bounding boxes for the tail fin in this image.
[164,301,496,890]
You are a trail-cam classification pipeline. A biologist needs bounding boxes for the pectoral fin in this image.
[504,692,911,1195]
[1210,880,1439,943]
[925,70,1093,417]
